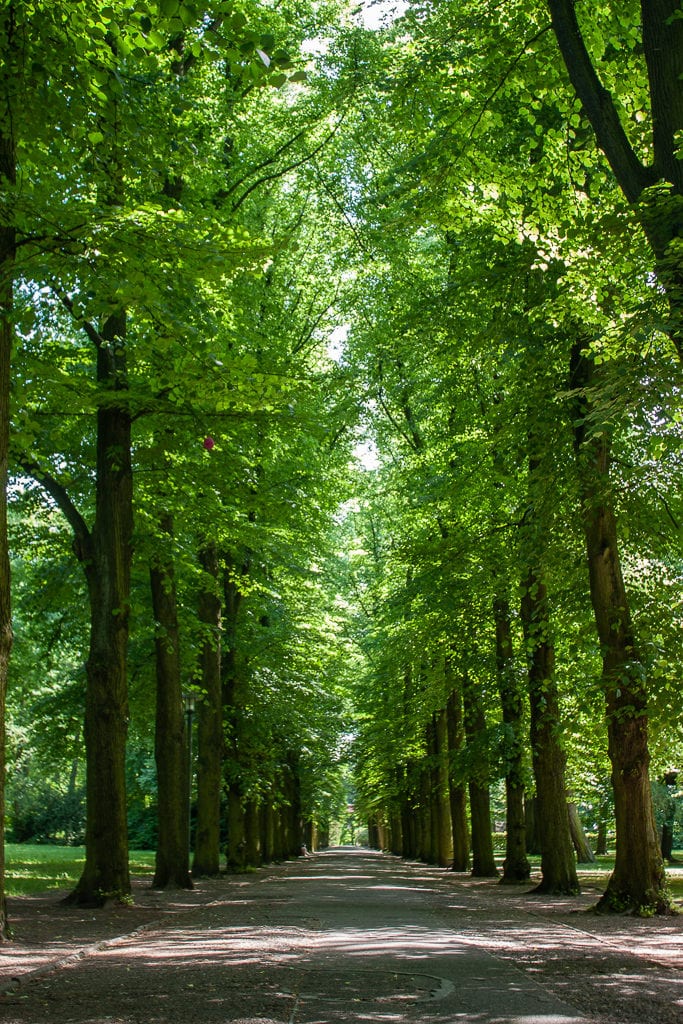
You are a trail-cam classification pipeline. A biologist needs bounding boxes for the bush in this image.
[7,772,85,845]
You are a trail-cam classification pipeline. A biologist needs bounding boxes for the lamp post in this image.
[183,692,195,865]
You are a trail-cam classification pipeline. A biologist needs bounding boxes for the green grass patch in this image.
[574,853,683,898]
[4,844,156,897]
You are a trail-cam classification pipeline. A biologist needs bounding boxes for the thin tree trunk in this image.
[493,596,530,883]
[192,543,222,877]
[150,514,192,890]
[525,795,542,855]
[225,782,246,871]
[568,803,595,864]
[262,801,277,863]
[222,568,245,870]
[436,708,456,868]
[285,753,303,857]
[445,673,470,871]
[463,672,498,877]
[244,799,262,865]
[570,346,668,913]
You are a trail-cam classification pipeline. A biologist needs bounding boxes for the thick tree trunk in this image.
[493,596,530,883]
[66,310,132,907]
[445,677,470,871]
[150,515,192,890]
[521,564,579,895]
[0,34,15,936]
[192,543,223,877]
[571,347,669,913]
[469,781,497,877]
[463,672,498,877]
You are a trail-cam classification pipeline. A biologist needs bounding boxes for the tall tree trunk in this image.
[570,346,669,913]
[521,564,579,894]
[261,802,274,863]
[67,310,133,906]
[493,596,530,883]
[416,766,431,862]
[192,543,222,877]
[225,781,246,871]
[462,672,498,877]
[150,514,192,890]
[0,7,16,935]
[284,752,303,857]
[222,569,245,870]
[445,672,470,871]
[431,713,453,866]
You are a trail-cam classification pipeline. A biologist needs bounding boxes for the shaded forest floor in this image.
[1,849,682,1023]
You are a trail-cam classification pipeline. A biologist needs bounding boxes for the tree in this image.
[570,344,668,913]
[149,513,192,890]
[547,0,683,355]
[494,596,530,884]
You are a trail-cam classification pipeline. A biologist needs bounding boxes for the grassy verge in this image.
[4,845,682,900]
[524,853,682,900]
[4,845,156,897]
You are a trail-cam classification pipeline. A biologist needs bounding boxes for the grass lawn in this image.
[4,845,156,896]
[3,845,682,901]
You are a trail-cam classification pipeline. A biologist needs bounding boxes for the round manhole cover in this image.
[282,968,453,1004]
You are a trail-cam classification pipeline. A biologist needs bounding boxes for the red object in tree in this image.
[203,436,215,450]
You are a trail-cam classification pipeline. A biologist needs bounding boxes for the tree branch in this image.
[51,285,105,349]
[547,0,655,203]
[15,455,93,563]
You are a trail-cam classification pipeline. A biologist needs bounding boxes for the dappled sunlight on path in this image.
[1,848,681,1024]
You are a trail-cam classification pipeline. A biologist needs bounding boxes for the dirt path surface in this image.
[1,848,682,1024]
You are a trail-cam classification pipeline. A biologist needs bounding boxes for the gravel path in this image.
[1,848,681,1024]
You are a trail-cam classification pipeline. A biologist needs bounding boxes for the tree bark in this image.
[570,346,669,913]
[192,543,223,877]
[525,796,542,855]
[222,568,246,870]
[493,596,530,883]
[150,514,192,890]
[462,672,498,877]
[445,671,470,871]
[244,799,262,865]
[568,803,596,864]
[521,563,579,895]
[0,4,16,936]
[225,781,246,871]
[432,711,454,866]
[66,310,133,906]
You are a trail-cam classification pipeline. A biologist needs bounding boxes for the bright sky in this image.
[359,0,410,30]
